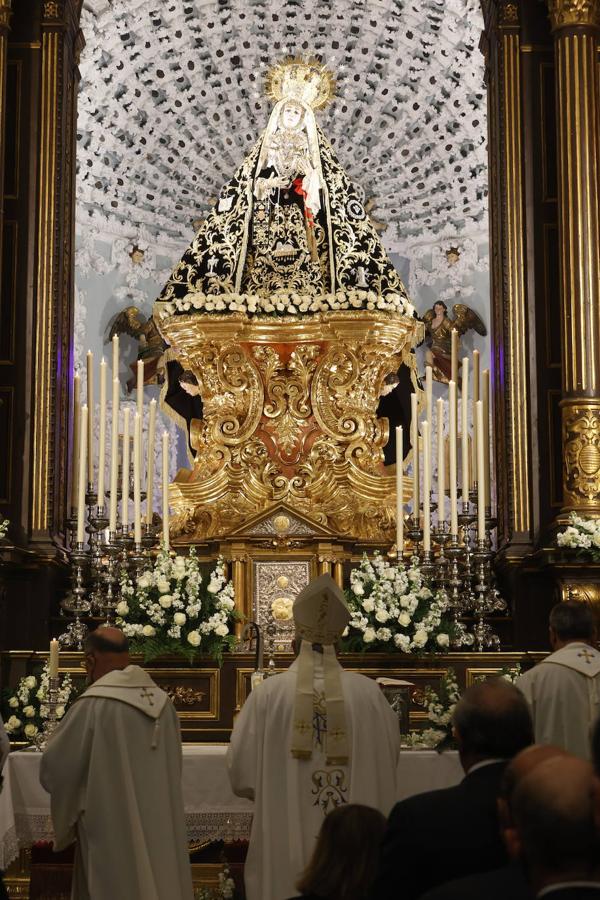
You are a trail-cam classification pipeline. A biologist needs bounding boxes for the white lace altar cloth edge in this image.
[0,745,462,869]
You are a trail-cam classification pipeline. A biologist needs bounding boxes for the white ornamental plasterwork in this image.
[77,0,488,254]
[73,285,88,374]
[408,234,488,301]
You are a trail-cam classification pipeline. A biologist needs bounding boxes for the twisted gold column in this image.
[548,0,600,515]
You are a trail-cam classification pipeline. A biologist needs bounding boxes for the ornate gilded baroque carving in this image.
[158,310,421,542]
[563,402,600,504]
[548,0,600,29]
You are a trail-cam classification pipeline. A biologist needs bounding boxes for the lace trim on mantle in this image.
[1,811,253,867]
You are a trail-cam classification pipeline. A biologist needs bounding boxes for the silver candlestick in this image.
[59,542,91,649]
[32,676,61,751]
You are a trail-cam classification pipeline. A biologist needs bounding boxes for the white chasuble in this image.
[227,655,400,900]
[516,641,600,760]
[40,665,194,900]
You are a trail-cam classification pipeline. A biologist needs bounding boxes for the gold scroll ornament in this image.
[563,400,600,510]
[157,309,423,542]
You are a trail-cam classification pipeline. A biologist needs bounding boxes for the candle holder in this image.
[471,539,502,651]
[88,505,109,614]
[141,521,159,553]
[130,542,146,578]
[420,549,437,585]
[432,523,450,596]
[265,606,277,675]
[100,532,121,624]
[66,508,78,551]
[31,675,62,751]
[458,502,477,612]
[117,528,134,581]
[406,516,423,560]
[59,542,91,649]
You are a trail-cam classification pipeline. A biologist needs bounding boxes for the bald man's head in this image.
[510,757,598,883]
[452,679,533,770]
[84,627,130,683]
[501,744,569,805]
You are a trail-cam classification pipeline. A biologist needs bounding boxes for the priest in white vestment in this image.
[516,600,600,760]
[227,574,401,900]
[40,627,194,900]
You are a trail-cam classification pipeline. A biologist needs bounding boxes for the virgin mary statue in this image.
[158,58,414,462]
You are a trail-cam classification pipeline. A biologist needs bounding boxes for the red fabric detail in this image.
[292,177,315,229]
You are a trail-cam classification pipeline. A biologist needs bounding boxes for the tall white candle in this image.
[137,360,144,419]
[395,425,403,558]
[437,398,445,525]
[71,373,81,511]
[476,400,485,541]
[49,638,59,679]
[461,357,469,506]
[411,392,420,518]
[109,377,119,532]
[162,430,170,551]
[146,399,157,524]
[451,329,459,387]
[449,381,458,535]
[86,351,94,486]
[121,408,130,529]
[97,358,107,504]
[425,366,433,428]
[472,349,480,487]
[77,405,88,544]
[112,334,119,379]
[483,369,491,509]
[422,420,431,553]
[133,412,142,545]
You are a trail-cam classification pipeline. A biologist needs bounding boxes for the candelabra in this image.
[471,539,502,651]
[59,541,91,649]
[88,503,109,614]
[31,676,62,751]
[101,532,121,623]
[406,516,423,560]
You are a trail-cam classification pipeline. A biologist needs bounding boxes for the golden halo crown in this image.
[264,56,336,111]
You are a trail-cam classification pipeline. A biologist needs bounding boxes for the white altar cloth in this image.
[0,745,463,869]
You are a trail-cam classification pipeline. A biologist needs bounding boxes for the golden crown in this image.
[264,56,336,111]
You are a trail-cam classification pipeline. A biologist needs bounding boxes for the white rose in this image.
[398,611,411,627]
[363,627,376,643]
[174,556,186,569]
[159,595,173,609]
[25,676,36,689]
[157,579,171,594]
[8,696,18,708]
[23,705,35,718]
[24,723,38,739]
[413,629,428,648]
[362,598,375,613]
[56,706,65,719]
[142,625,156,637]
[375,609,390,623]
[187,630,201,647]
[116,601,129,617]
[215,623,229,637]
[173,612,187,626]
[137,574,152,589]
[436,633,450,647]
[207,580,220,594]
[6,715,21,732]
[353,584,364,597]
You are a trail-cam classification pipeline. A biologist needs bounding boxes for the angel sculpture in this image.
[423,301,487,383]
[106,306,165,392]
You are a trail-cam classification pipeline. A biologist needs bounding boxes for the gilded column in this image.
[481,0,534,552]
[0,1,12,280]
[31,0,83,542]
[548,0,600,516]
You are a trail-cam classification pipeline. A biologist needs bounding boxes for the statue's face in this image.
[281,102,304,130]
[433,302,447,317]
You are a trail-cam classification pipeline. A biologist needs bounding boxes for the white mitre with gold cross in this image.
[291,574,351,765]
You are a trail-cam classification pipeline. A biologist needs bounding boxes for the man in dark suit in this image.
[420,744,569,900]
[372,679,534,900]
[506,755,600,899]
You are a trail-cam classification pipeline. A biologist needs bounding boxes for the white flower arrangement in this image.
[557,512,600,561]
[0,518,8,540]
[117,548,237,663]
[156,289,415,320]
[2,662,77,742]
[404,664,522,749]
[342,553,466,654]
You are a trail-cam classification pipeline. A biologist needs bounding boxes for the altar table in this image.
[0,745,463,868]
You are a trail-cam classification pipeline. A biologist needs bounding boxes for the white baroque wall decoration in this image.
[75,0,490,459]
